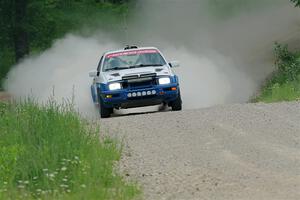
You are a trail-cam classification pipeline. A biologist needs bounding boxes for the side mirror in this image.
[169,61,180,68]
[89,70,98,77]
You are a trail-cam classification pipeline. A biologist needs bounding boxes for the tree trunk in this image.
[14,0,29,62]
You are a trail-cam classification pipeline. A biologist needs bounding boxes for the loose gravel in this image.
[101,102,300,200]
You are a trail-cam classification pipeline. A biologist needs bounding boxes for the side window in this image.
[97,56,104,73]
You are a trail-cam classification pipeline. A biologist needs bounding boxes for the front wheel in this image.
[99,98,113,118]
[170,92,182,111]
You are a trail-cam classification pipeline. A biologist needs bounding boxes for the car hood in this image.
[102,65,171,83]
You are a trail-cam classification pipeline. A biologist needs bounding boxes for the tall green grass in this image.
[0,100,139,200]
[256,81,300,103]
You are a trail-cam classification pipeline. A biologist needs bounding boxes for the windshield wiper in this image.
[129,64,164,68]
[105,67,129,72]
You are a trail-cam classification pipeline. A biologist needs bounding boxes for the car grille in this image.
[129,80,154,88]
[122,77,157,89]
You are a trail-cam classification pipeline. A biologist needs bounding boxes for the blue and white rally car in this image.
[89,46,182,118]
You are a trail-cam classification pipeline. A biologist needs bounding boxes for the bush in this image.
[274,43,300,82]
[0,100,139,199]
[255,43,300,103]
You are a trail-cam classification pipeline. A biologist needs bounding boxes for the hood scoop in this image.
[122,75,139,80]
[140,73,156,78]
[155,68,163,72]
[110,73,120,77]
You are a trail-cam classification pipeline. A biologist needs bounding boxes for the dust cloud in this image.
[4,35,118,118]
[4,0,300,116]
[128,0,300,108]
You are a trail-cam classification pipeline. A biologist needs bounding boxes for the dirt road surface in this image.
[101,102,300,200]
[0,92,11,101]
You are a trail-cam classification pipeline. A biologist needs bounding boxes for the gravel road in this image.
[101,102,300,200]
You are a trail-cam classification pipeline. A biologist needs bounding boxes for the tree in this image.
[0,0,30,62]
[14,0,29,61]
[0,0,130,86]
[1,0,128,62]
[291,0,300,7]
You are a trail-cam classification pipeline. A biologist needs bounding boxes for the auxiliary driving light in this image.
[132,92,137,97]
[142,91,147,96]
[147,91,152,95]
[152,90,156,95]
[137,92,142,97]
[127,93,132,98]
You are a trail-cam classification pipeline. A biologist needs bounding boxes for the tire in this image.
[159,102,168,111]
[99,97,113,118]
[171,92,182,111]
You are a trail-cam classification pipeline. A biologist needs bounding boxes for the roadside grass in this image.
[0,99,139,200]
[254,43,300,103]
[255,81,300,103]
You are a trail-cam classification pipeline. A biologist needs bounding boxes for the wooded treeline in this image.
[0,0,129,87]
[0,0,128,61]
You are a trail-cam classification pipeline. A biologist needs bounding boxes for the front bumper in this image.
[99,83,179,109]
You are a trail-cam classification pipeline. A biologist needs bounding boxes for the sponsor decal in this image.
[106,49,158,58]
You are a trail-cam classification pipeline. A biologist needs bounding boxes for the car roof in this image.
[103,47,160,56]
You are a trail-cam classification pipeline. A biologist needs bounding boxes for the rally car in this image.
[89,46,182,118]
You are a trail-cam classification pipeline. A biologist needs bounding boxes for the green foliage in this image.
[256,81,300,103]
[255,44,300,103]
[274,43,300,82]
[0,100,139,199]
[0,49,15,88]
[208,0,282,19]
[0,1,130,89]
[26,1,129,51]
[291,0,300,7]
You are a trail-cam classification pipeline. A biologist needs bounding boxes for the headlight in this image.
[108,82,121,90]
[158,77,171,85]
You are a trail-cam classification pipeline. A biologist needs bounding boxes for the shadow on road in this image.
[109,105,170,118]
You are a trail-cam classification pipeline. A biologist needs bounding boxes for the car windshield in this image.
[102,49,167,72]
